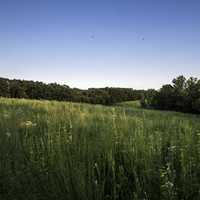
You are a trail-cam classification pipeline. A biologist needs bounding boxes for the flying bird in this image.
[90,34,95,40]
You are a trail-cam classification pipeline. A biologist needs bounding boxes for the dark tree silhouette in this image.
[0,77,143,105]
[141,75,200,114]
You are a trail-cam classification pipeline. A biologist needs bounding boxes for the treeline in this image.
[0,77,143,105]
[141,76,200,114]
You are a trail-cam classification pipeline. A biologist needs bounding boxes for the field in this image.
[0,98,200,200]
[115,100,141,109]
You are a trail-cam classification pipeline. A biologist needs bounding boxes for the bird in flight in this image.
[90,34,95,40]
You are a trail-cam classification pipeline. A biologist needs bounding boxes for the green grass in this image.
[0,98,200,200]
[115,100,141,109]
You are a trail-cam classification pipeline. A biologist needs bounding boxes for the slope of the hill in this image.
[0,98,200,200]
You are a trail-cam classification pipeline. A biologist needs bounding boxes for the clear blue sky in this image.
[0,0,200,89]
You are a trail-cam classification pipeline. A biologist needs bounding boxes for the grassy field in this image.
[0,98,200,200]
[115,100,141,109]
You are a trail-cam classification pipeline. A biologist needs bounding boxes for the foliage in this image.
[0,77,144,105]
[141,76,200,114]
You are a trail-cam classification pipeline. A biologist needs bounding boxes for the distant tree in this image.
[172,75,186,91]
[157,84,175,110]
[141,75,200,114]
[140,89,157,108]
[0,77,143,105]
[0,78,10,97]
[185,77,200,112]
[9,80,27,98]
[172,76,186,110]
[193,98,200,113]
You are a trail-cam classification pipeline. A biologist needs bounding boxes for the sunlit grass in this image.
[116,100,141,109]
[0,97,200,200]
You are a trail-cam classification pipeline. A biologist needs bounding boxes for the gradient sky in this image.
[0,0,200,89]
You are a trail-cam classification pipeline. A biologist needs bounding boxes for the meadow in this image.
[0,98,200,200]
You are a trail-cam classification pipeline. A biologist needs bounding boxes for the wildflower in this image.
[66,133,73,144]
[5,132,11,138]
[166,181,174,188]
[69,121,73,130]
[20,121,37,128]
[68,135,72,142]
[94,162,98,168]
[94,179,98,185]
[170,145,176,151]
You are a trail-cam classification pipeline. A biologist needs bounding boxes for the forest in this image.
[141,76,200,114]
[0,77,143,105]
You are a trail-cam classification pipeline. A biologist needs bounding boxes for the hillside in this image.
[0,98,200,200]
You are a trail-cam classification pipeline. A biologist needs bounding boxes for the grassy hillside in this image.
[115,100,141,109]
[0,98,200,200]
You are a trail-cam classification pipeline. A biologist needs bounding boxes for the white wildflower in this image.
[5,132,11,138]
[94,162,98,168]
[68,135,72,142]
[94,179,98,185]
[170,145,176,151]
[20,121,37,128]
[66,133,73,144]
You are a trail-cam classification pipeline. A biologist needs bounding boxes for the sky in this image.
[0,0,200,89]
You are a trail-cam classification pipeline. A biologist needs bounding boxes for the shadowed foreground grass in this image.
[0,98,200,200]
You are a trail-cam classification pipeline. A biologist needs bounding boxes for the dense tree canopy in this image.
[0,77,143,105]
[1,76,200,113]
[141,76,200,114]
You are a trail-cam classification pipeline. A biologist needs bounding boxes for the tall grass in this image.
[0,98,200,200]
